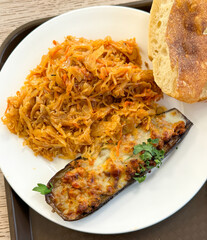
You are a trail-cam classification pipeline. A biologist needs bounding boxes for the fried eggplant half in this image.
[45,108,192,221]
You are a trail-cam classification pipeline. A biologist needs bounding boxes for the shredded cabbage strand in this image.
[2,36,162,161]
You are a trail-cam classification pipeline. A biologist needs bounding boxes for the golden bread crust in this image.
[149,0,207,103]
[166,0,207,102]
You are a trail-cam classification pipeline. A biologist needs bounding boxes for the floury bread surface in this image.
[148,0,207,103]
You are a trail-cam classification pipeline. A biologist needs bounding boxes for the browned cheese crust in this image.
[166,0,207,102]
[45,109,192,221]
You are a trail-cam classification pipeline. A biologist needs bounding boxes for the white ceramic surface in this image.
[0,6,206,234]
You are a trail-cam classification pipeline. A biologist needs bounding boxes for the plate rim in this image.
[0,5,206,235]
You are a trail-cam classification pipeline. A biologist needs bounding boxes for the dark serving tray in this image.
[0,1,206,240]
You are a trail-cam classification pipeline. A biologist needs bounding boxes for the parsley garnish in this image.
[33,183,53,195]
[137,138,164,167]
[134,174,146,183]
[126,138,165,183]
[140,165,146,172]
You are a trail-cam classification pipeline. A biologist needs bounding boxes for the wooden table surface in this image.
[0,1,139,239]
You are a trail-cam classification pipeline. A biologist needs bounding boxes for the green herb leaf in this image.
[128,139,165,184]
[154,159,161,164]
[125,138,165,172]
[140,151,152,161]
[133,144,144,155]
[134,175,146,183]
[33,183,53,195]
[147,165,154,170]
[136,139,164,161]
[145,160,150,167]
[147,138,159,144]
[140,165,146,172]
[154,159,162,168]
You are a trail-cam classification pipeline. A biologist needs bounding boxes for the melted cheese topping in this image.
[50,110,186,220]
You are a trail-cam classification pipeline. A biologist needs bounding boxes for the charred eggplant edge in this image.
[45,108,193,221]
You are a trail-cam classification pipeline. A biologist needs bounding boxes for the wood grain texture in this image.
[0,0,136,46]
[0,173,10,240]
[0,1,138,239]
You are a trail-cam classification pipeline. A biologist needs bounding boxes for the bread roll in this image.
[148,0,207,103]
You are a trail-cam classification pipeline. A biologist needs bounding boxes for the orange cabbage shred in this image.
[2,36,162,161]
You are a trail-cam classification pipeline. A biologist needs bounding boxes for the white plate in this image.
[0,6,206,235]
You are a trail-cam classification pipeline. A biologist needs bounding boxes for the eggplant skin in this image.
[45,108,193,221]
